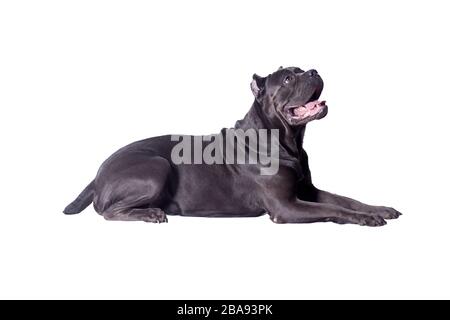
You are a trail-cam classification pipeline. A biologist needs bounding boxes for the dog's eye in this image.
[284,75,295,85]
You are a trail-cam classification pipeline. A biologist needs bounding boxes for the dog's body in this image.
[64,66,401,226]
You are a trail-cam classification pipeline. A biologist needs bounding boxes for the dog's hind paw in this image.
[141,210,168,223]
[126,208,168,223]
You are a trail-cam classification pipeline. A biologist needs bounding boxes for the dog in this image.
[64,66,401,226]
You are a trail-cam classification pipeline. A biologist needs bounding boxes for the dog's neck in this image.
[234,100,306,158]
[234,101,269,131]
[295,125,306,149]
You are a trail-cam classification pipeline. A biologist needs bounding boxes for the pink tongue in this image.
[293,100,326,117]
[305,100,321,108]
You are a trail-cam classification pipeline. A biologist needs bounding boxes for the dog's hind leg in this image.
[94,156,172,223]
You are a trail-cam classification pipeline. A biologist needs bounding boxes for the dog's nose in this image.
[307,69,318,77]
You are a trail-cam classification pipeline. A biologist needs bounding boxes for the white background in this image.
[1,0,449,299]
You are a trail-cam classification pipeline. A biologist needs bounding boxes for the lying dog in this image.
[64,66,401,226]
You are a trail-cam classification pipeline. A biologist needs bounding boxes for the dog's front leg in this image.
[267,198,387,227]
[310,188,402,220]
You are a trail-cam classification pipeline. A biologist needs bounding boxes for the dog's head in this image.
[251,66,327,126]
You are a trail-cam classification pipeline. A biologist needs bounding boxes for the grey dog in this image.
[64,66,401,226]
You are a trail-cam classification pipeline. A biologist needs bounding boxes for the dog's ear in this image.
[250,74,266,99]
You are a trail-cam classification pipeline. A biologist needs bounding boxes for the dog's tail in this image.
[63,180,95,215]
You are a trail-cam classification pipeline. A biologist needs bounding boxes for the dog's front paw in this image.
[370,206,402,220]
[358,215,387,227]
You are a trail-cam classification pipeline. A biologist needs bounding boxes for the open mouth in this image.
[284,93,327,124]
